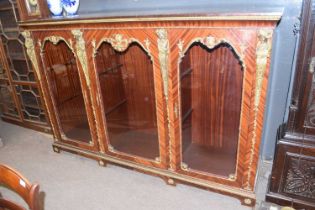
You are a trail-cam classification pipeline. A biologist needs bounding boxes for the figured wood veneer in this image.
[189,43,242,149]
[95,42,159,160]
[180,43,243,177]
[42,40,92,144]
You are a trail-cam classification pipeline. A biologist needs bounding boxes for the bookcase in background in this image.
[266,0,315,209]
[0,0,51,133]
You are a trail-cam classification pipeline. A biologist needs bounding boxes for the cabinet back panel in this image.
[0,80,18,116]
[95,43,126,113]
[95,42,159,160]
[181,43,243,177]
[119,44,156,128]
[43,41,92,143]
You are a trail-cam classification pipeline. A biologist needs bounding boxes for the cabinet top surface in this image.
[19,12,282,27]
[19,0,283,27]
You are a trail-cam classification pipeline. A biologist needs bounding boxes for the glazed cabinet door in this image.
[0,42,19,118]
[167,28,273,189]
[85,29,168,168]
[24,30,99,151]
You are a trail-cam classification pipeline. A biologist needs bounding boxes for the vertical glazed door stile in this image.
[71,29,99,151]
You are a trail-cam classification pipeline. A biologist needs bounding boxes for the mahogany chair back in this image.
[0,164,40,210]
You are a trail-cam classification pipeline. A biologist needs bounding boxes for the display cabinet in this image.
[16,0,281,205]
[0,57,18,117]
[0,0,50,132]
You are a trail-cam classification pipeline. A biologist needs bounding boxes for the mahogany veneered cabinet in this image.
[18,11,280,205]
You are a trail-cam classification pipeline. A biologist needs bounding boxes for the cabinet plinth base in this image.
[2,116,52,134]
[266,192,315,209]
[242,198,254,207]
[52,141,256,206]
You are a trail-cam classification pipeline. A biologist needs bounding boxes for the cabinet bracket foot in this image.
[166,178,176,186]
[53,146,60,153]
[98,159,107,167]
[241,198,255,207]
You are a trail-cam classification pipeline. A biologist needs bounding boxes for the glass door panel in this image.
[95,42,159,160]
[15,85,47,123]
[0,80,18,116]
[43,41,92,143]
[180,43,243,177]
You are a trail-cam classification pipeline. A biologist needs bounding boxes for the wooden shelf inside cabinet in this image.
[105,99,127,115]
[12,80,37,86]
[0,76,8,81]
[57,94,81,106]
[180,68,192,80]
[0,5,13,11]
[2,27,19,33]
[182,108,192,124]
[9,53,26,61]
[22,103,43,110]
[99,64,123,76]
